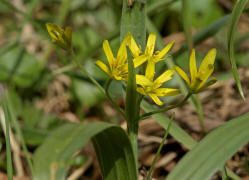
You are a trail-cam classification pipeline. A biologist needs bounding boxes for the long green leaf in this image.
[120,0,146,47]
[174,14,230,58]
[141,101,240,180]
[33,122,136,180]
[182,0,193,52]
[167,113,249,180]
[227,0,248,99]
[120,0,146,171]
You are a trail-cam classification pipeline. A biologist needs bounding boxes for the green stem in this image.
[52,64,76,76]
[7,96,34,176]
[2,97,13,180]
[146,113,174,180]
[70,49,127,119]
[222,165,229,180]
[105,79,126,118]
[140,93,192,120]
[194,95,206,133]
[70,49,106,95]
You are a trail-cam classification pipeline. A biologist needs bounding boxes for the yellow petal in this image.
[145,33,156,56]
[95,60,111,77]
[103,40,115,70]
[155,41,174,62]
[198,49,216,79]
[117,36,128,65]
[137,87,146,95]
[189,49,197,87]
[133,55,147,68]
[174,66,190,86]
[46,23,63,41]
[154,88,181,96]
[197,64,214,89]
[145,60,155,81]
[136,75,153,87]
[127,32,141,57]
[154,69,174,88]
[149,93,163,106]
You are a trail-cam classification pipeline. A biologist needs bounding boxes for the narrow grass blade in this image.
[33,122,137,180]
[1,97,13,180]
[167,113,249,180]
[6,94,34,176]
[227,0,248,99]
[222,166,229,180]
[146,113,174,180]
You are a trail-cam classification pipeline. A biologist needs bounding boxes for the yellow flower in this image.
[128,33,175,81]
[136,69,180,105]
[95,34,129,81]
[174,49,217,93]
[46,23,72,50]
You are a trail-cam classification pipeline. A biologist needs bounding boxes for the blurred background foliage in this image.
[0,0,249,179]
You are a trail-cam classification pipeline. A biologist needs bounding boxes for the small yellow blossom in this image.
[46,23,72,50]
[174,49,217,93]
[128,33,175,81]
[95,34,130,81]
[136,69,180,105]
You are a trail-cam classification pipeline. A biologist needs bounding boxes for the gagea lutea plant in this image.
[46,18,217,179]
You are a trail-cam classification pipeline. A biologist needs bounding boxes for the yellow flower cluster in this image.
[96,33,180,105]
[45,23,217,106]
[96,33,217,106]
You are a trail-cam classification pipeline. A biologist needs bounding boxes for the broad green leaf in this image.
[0,47,42,87]
[167,113,249,180]
[92,127,137,180]
[227,0,248,99]
[33,122,137,180]
[71,77,105,107]
[120,0,146,48]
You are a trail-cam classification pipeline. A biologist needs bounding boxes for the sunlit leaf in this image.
[33,122,136,180]
[167,113,249,180]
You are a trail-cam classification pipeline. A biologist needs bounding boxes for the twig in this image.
[0,107,24,177]
[67,157,93,180]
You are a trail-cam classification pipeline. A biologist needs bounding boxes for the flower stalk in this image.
[140,93,192,120]
[146,113,175,180]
